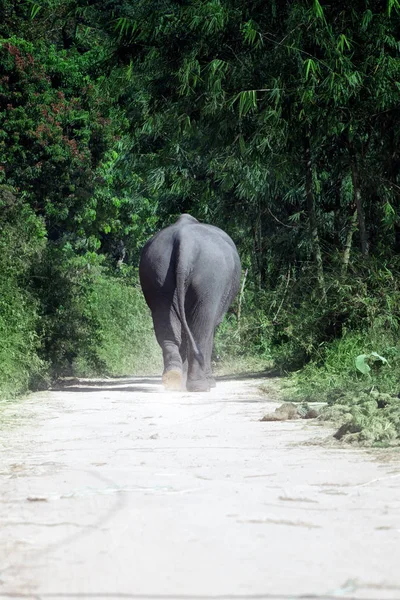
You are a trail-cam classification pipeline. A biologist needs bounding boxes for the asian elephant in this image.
[139,214,241,392]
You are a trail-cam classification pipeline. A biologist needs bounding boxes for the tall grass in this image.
[0,189,47,396]
[75,274,162,376]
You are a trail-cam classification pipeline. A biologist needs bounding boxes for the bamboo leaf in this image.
[114,17,138,39]
[236,90,257,117]
[313,0,325,21]
[31,3,42,18]
[337,34,351,52]
[242,20,260,46]
[304,58,316,80]
[388,0,400,17]
[361,9,373,30]
[23,1,42,19]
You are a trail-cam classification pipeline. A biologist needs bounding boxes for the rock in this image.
[304,409,319,419]
[261,402,320,422]
[260,402,300,422]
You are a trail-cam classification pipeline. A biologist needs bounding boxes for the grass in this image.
[74,274,162,377]
[285,328,400,446]
[0,195,47,398]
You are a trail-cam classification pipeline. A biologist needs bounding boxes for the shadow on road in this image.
[216,369,280,381]
[57,377,159,386]
[51,385,161,394]
[52,370,278,393]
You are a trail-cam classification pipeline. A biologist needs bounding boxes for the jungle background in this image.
[1,0,400,444]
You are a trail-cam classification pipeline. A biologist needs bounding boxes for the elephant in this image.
[139,214,241,392]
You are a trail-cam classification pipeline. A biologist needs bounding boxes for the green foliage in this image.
[77,272,162,376]
[286,265,400,445]
[294,328,400,399]
[33,245,161,379]
[355,352,388,377]
[0,11,163,394]
[0,187,47,396]
[0,37,123,238]
[32,243,106,377]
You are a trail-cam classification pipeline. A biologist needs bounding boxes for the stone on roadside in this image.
[260,402,320,422]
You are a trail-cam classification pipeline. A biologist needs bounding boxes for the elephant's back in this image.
[183,223,241,273]
[177,224,241,297]
[139,219,241,295]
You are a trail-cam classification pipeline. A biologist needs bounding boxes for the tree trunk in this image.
[304,136,327,303]
[342,210,358,273]
[256,200,265,288]
[252,205,264,290]
[348,141,369,256]
[237,268,248,340]
[258,208,263,287]
[252,225,262,290]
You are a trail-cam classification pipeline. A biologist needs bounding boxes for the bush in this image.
[33,242,161,379]
[276,258,400,446]
[0,37,120,238]
[75,271,162,376]
[250,255,399,372]
[295,329,400,399]
[0,187,47,396]
[32,242,103,377]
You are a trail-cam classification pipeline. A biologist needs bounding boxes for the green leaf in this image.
[208,59,228,76]
[388,0,400,17]
[304,59,317,81]
[233,90,257,117]
[383,202,396,226]
[361,9,373,31]
[370,352,388,365]
[30,3,42,19]
[356,353,388,377]
[313,0,325,21]
[355,354,371,376]
[337,34,351,53]
[288,211,304,223]
[114,17,138,38]
[242,20,260,46]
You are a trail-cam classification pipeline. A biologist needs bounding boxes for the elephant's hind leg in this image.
[152,305,184,391]
[162,369,183,391]
[186,325,215,392]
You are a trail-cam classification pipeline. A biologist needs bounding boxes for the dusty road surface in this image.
[1,376,400,600]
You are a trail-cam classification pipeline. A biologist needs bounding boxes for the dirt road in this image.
[1,376,400,600]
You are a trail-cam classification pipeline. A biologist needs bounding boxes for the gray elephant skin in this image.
[139,214,241,392]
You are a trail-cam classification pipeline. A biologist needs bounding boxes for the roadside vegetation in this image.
[1,1,399,444]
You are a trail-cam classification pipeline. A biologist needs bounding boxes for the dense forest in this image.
[1,0,400,443]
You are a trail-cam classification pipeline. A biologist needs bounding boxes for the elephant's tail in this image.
[175,242,204,368]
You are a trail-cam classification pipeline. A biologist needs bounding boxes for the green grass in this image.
[289,328,400,446]
[75,274,162,377]
[0,192,47,397]
[0,284,46,397]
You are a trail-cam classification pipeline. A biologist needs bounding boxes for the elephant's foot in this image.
[162,369,183,391]
[187,379,211,392]
[207,377,216,388]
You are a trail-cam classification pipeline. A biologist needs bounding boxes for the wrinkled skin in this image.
[139,214,241,392]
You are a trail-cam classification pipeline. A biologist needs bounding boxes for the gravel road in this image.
[0,376,400,600]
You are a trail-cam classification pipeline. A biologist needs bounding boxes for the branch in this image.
[268,207,295,229]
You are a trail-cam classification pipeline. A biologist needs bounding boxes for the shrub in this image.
[33,242,161,379]
[76,271,162,377]
[0,187,47,396]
